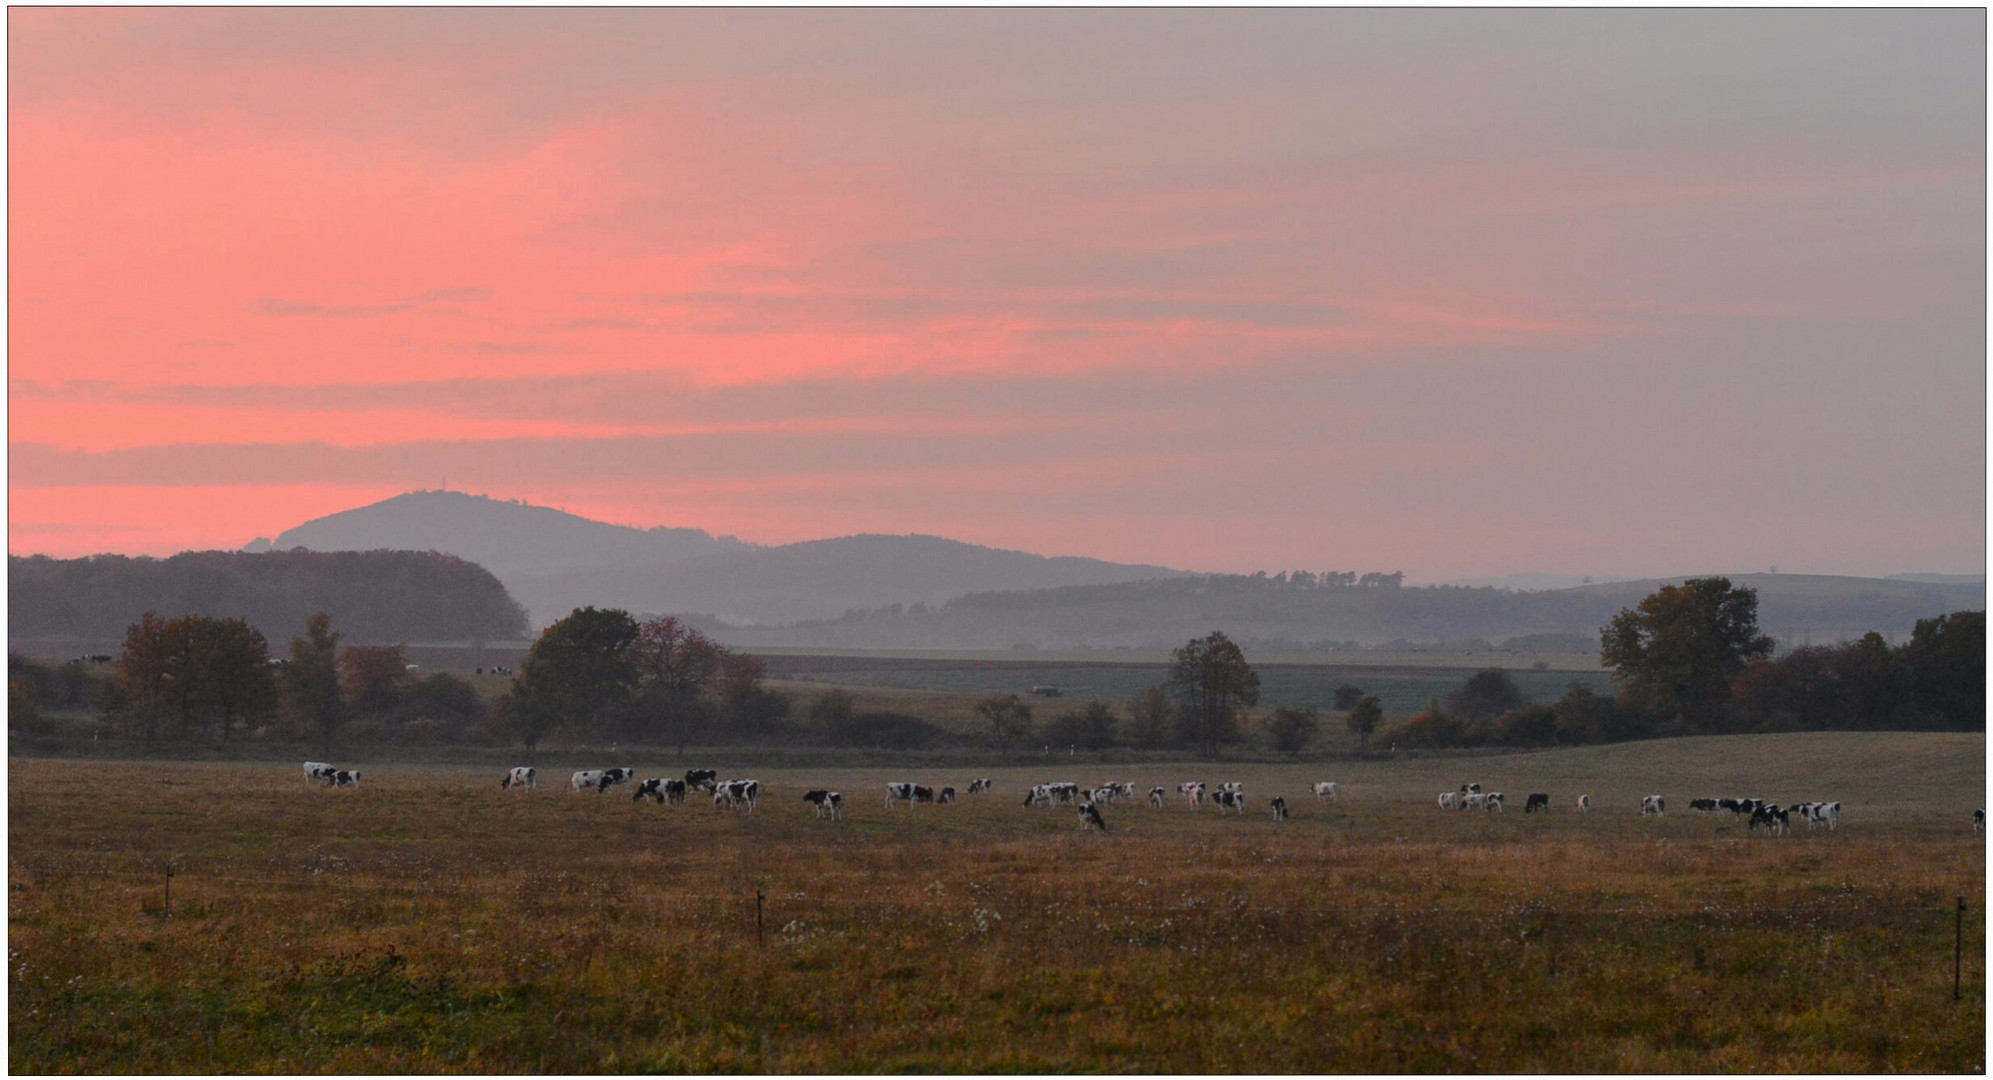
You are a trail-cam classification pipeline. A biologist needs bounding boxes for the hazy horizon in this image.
[11,10,1986,581]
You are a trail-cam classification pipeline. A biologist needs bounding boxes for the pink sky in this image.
[10,9,1986,578]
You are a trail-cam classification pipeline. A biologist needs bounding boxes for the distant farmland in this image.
[759,654,1615,717]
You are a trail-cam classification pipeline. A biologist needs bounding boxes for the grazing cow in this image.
[1524,793,1550,814]
[331,770,360,788]
[938,786,957,804]
[1641,795,1666,816]
[1576,794,1591,813]
[1460,782,1483,795]
[684,769,719,793]
[802,790,843,820]
[573,769,607,791]
[1114,782,1138,800]
[1220,781,1244,796]
[1464,792,1489,811]
[1313,782,1340,801]
[1148,786,1167,809]
[1179,781,1206,808]
[912,785,936,804]
[1484,792,1504,812]
[1090,785,1118,806]
[1079,800,1107,831]
[1689,798,1718,813]
[502,767,537,790]
[887,782,918,808]
[1813,801,1841,831]
[1749,803,1790,836]
[713,779,760,811]
[1270,796,1289,822]
[632,778,686,804]
[1213,789,1246,815]
[1439,791,1462,811]
[1976,809,1985,835]
[968,778,992,794]
[1046,782,1079,805]
[303,761,337,785]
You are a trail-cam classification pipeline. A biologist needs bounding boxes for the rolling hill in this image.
[263,490,754,584]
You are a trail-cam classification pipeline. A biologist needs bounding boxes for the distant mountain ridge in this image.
[508,533,1197,626]
[259,491,1194,626]
[267,490,754,585]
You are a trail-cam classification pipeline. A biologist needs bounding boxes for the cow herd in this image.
[297,759,1982,837]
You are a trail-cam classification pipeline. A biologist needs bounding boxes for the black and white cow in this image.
[967,778,992,794]
[1749,803,1789,835]
[1114,782,1138,800]
[1148,786,1168,809]
[685,769,719,793]
[1090,785,1119,805]
[1270,796,1289,822]
[1213,789,1246,815]
[1576,794,1591,813]
[803,789,843,820]
[1078,800,1107,831]
[713,779,760,811]
[1029,782,1079,806]
[502,766,536,790]
[303,761,337,785]
[1524,793,1550,814]
[573,768,632,792]
[330,769,360,788]
[1439,791,1462,811]
[887,782,917,808]
[1179,781,1206,808]
[632,778,687,804]
[938,786,957,804]
[1640,795,1665,816]
[1312,782,1340,801]
[1689,798,1718,813]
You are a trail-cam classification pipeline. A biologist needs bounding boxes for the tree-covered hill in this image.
[10,549,528,645]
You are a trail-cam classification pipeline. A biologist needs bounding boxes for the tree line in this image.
[1381,579,1984,749]
[19,579,1975,756]
[10,611,491,749]
[9,549,528,644]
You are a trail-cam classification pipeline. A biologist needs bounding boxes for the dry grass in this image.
[10,733,1985,1072]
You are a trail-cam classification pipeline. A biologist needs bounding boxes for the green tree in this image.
[974,693,1035,757]
[503,606,639,750]
[196,617,278,741]
[1447,668,1526,723]
[1125,686,1175,749]
[1167,631,1260,758]
[285,612,347,752]
[1264,706,1320,755]
[1902,610,1985,730]
[1332,683,1366,711]
[1600,577,1773,731]
[1344,694,1383,750]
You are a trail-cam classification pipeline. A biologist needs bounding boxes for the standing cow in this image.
[502,767,536,790]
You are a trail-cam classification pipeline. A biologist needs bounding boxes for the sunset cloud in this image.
[9,9,1983,578]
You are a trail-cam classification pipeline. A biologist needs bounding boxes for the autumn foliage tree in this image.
[1601,577,1774,732]
[1167,631,1260,758]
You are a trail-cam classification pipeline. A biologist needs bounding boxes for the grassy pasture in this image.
[10,733,1985,1072]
